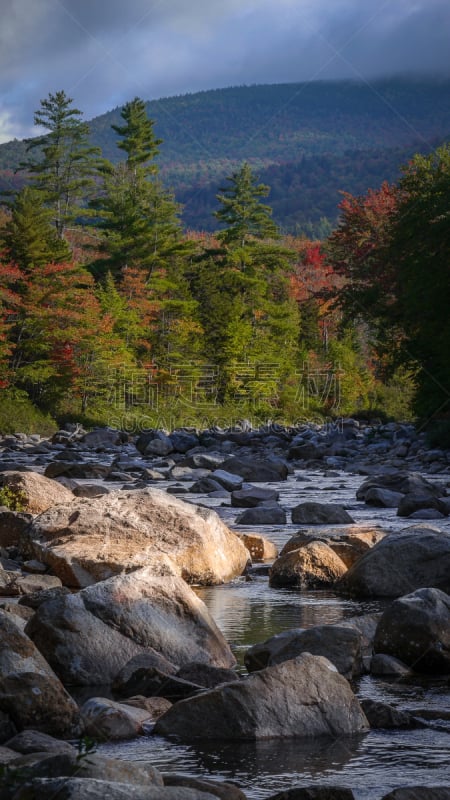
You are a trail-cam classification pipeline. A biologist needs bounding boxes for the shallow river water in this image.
[97,468,450,798]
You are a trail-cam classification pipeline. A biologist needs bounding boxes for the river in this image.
[99,467,450,798]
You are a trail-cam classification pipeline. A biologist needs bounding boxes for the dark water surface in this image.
[99,469,450,798]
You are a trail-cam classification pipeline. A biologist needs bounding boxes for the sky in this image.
[1,0,450,143]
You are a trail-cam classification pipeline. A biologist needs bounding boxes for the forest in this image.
[1,78,449,236]
[0,90,449,437]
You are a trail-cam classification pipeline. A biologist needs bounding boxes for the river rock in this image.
[231,486,280,508]
[25,563,235,685]
[5,729,76,755]
[221,456,288,482]
[245,625,363,678]
[23,487,249,587]
[373,587,450,673]
[114,666,203,701]
[81,428,124,448]
[0,471,73,515]
[364,488,404,508]
[381,789,450,799]
[236,506,287,525]
[154,653,369,741]
[269,542,348,589]
[291,503,354,525]
[176,662,239,689]
[238,533,278,561]
[0,572,62,597]
[0,609,81,738]
[9,750,163,786]
[267,789,355,799]
[397,493,449,518]
[81,697,153,739]
[123,696,172,717]
[0,509,33,547]
[281,527,385,569]
[337,526,450,597]
[211,469,243,491]
[370,654,413,677]
[12,778,218,800]
[163,774,247,800]
[360,699,418,729]
[113,652,177,694]
[356,472,444,502]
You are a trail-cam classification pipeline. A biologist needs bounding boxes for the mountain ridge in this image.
[1,77,449,235]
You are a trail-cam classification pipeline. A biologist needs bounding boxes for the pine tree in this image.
[21,90,101,239]
[2,187,71,271]
[111,97,162,175]
[192,165,299,403]
[92,97,192,279]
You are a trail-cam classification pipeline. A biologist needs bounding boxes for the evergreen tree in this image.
[111,97,162,174]
[215,162,279,246]
[2,187,70,271]
[92,97,192,279]
[193,165,299,403]
[21,90,101,239]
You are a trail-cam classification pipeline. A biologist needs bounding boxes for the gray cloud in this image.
[1,0,449,142]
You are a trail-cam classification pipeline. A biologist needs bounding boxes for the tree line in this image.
[0,90,448,432]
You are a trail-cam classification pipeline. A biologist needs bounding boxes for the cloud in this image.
[1,0,449,140]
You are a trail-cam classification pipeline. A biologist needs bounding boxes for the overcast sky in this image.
[1,0,450,143]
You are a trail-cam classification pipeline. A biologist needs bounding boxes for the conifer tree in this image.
[2,187,71,271]
[21,90,101,239]
[193,164,299,403]
[93,97,192,279]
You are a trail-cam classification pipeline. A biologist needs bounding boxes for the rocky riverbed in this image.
[0,419,449,799]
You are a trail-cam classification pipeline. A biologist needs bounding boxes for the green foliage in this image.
[20,90,101,239]
[0,484,26,511]
[0,389,57,435]
[2,186,71,270]
[111,97,162,174]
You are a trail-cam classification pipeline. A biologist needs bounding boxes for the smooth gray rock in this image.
[337,526,450,597]
[364,488,404,508]
[266,788,355,800]
[221,456,288,482]
[291,503,354,525]
[163,774,247,799]
[370,654,413,677]
[235,506,287,525]
[360,699,418,729]
[381,789,450,800]
[231,486,280,508]
[356,472,444,502]
[12,778,218,800]
[25,565,235,685]
[5,729,75,755]
[154,653,369,741]
[0,610,81,738]
[373,587,450,673]
[271,625,363,678]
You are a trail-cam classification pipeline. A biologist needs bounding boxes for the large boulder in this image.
[245,625,363,679]
[280,527,385,569]
[291,503,354,525]
[356,472,445,502]
[231,486,280,508]
[25,563,236,685]
[23,487,249,588]
[0,509,33,548]
[154,653,369,741]
[267,789,355,800]
[81,697,153,739]
[269,542,347,589]
[11,779,219,800]
[0,471,73,515]
[373,587,450,673]
[337,526,450,598]
[0,610,81,738]
[221,456,288,482]
[381,790,450,800]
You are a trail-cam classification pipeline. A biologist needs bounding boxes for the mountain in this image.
[1,78,449,236]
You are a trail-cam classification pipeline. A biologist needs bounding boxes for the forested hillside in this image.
[0,89,448,436]
[1,79,449,235]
